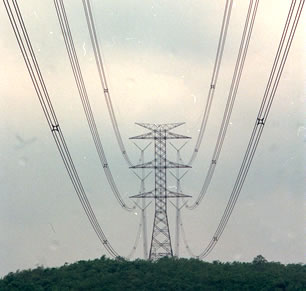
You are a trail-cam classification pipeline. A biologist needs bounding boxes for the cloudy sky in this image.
[0,0,305,277]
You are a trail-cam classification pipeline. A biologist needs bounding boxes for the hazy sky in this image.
[0,0,305,277]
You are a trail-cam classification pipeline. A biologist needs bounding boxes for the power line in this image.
[81,0,253,214]
[82,0,133,167]
[82,0,234,169]
[3,0,147,259]
[4,0,117,257]
[187,0,259,210]
[179,213,197,258]
[54,0,134,211]
[188,0,233,165]
[126,220,142,260]
[180,0,304,259]
[5,0,303,261]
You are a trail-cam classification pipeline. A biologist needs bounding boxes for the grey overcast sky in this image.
[0,0,305,277]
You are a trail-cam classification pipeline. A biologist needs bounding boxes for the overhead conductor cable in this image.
[182,0,304,259]
[3,0,145,258]
[54,0,134,211]
[187,0,259,210]
[188,0,233,165]
[83,0,234,168]
[82,0,133,167]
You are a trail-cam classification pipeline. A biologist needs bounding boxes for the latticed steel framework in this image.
[130,123,191,259]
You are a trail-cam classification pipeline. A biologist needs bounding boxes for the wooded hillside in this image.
[1,255,305,290]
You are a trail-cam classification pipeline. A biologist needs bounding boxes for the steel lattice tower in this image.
[130,123,191,260]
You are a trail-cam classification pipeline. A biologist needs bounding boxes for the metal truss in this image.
[130,123,191,259]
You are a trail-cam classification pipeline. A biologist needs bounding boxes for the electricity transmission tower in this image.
[130,123,191,260]
[169,141,189,257]
[132,142,152,259]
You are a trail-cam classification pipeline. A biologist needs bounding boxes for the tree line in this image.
[0,255,305,290]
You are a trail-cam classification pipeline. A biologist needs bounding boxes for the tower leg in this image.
[149,129,173,259]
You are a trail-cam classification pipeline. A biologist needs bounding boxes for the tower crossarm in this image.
[130,130,191,139]
[130,159,191,169]
[166,132,191,139]
[130,131,190,140]
[135,122,185,131]
[130,132,155,140]
[130,189,191,199]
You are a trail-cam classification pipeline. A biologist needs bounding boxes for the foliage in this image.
[0,255,305,290]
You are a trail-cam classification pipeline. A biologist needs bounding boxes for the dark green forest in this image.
[0,255,305,290]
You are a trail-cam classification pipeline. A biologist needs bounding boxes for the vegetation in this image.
[0,255,305,290]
